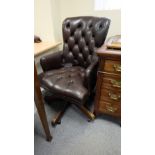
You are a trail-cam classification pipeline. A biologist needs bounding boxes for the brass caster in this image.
[46,136,52,142]
[89,112,95,121]
[51,121,61,127]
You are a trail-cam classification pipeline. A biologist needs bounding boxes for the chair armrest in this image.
[85,55,99,92]
[40,51,63,72]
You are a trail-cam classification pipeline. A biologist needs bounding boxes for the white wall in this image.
[34,0,121,42]
[57,0,121,41]
[34,0,55,42]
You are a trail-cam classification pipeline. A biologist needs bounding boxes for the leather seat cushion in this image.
[40,66,88,103]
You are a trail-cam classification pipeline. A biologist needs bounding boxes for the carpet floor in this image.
[34,99,121,155]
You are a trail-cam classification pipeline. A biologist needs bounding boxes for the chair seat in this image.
[40,66,88,103]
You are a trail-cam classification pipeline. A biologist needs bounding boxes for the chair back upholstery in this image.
[62,16,110,68]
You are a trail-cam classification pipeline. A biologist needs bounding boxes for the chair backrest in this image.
[62,16,110,68]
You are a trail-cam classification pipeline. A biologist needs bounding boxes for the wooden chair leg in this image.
[75,104,95,121]
[51,103,70,126]
[34,64,52,141]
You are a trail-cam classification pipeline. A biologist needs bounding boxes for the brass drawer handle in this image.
[113,64,121,72]
[108,92,120,101]
[106,106,117,113]
[110,79,121,88]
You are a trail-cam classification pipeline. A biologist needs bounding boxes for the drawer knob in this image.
[113,64,121,72]
[108,92,120,101]
[106,106,117,112]
[110,79,121,88]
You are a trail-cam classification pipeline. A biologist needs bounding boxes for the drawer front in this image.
[99,101,121,116]
[101,74,121,91]
[94,70,121,117]
[100,88,121,103]
[104,60,121,74]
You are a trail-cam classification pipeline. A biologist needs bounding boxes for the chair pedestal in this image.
[51,101,95,126]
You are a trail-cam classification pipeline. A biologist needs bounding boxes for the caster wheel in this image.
[57,121,61,124]
[46,136,52,142]
[51,121,56,127]
[51,121,61,127]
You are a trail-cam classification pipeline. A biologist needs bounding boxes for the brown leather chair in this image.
[39,16,110,126]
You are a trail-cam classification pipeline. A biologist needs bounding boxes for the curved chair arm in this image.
[85,55,99,92]
[40,51,63,72]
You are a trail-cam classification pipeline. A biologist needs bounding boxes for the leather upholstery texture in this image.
[62,17,110,68]
[40,66,88,103]
[40,16,110,103]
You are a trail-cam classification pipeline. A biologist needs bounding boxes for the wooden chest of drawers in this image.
[94,36,121,117]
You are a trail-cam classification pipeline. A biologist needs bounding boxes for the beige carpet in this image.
[34,100,121,155]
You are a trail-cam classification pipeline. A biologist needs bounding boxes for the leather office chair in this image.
[39,16,110,126]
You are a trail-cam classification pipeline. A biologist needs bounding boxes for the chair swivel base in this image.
[76,103,95,121]
[51,103,70,126]
[51,102,95,126]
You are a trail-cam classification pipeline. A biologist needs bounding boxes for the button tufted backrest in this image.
[62,16,110,68]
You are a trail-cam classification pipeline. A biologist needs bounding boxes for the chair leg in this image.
[75,104,95,121]
[51,103,70,126]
